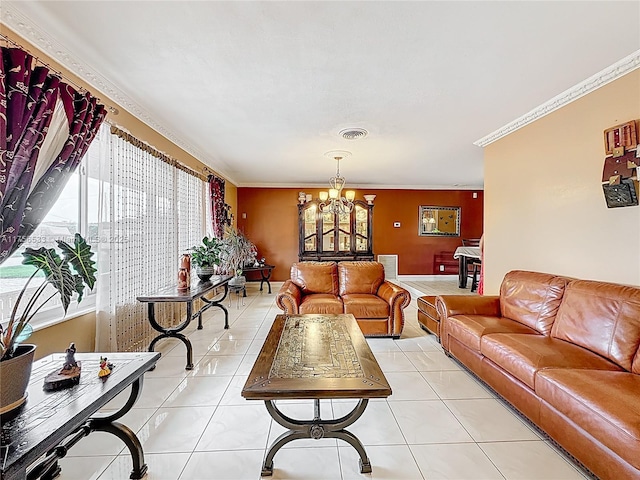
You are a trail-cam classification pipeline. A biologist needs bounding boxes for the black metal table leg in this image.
[259,268,272,294]
[91,422,147,479]
[90,377,148,479]
[198,284,230,329]
[261,399,371,476]
[27,378,149,480]
[147,302,194,370]
[458,256,468,288]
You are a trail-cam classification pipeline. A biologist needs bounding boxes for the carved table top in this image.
[242,314,391,400]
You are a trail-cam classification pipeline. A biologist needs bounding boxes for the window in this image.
[95,127,208,352]
[0,138,100,327]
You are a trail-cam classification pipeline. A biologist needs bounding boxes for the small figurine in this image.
[62,342,78,370]
[43,342,82,391]
[98,356,113,378]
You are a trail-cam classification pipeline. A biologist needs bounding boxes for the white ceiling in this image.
[2,1,639,189]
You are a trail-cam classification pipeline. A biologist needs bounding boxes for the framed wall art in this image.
[419,206,460,236]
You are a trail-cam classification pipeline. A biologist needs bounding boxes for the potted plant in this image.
[219,228,257,286]
[0,234,96,416]
[190,236,222,281]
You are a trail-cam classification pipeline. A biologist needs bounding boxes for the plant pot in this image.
[195,266,216,281]
[229,275,246,286]
[0,344,36,417]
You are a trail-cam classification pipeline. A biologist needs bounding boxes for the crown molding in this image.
[474,49,640,147]
[0,4,238,186]
[236,182,484,190]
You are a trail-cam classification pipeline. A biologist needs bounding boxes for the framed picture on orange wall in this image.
[419,206,460,236]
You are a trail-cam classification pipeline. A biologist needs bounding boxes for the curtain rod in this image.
[0,32,209,180]
[110,125,207,181]
[0,32,106,105]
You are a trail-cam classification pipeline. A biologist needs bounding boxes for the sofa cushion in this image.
[338,261,384,295]
[536,369,640,470]
[291,261,339,295]
[551,280,640,372]
[481,334,623,390]
[299,294,343,315]
[446,315,539,352]
[500,271,568,335]
[342,294,389,319]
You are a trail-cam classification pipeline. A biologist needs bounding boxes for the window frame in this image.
[0,157,97,333]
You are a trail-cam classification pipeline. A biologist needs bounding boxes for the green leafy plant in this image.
[190,236,222,268]
[0,234,96,361]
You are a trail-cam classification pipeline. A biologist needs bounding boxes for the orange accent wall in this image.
[238,188,483,281]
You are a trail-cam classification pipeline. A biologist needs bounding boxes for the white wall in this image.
[483,70,640,293]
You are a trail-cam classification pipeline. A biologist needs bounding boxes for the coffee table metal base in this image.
[260,399,371,476]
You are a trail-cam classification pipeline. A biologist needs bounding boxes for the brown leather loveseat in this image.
[436,270,640,480]
[276,261,411,338]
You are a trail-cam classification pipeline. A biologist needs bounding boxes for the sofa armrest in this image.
[436,295,501,319]
[378,281,411,336]
[436,295,500,351]
[276,280,302,314]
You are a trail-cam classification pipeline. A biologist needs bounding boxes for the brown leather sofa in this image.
[436,270,640,480]
[276,261,411,338]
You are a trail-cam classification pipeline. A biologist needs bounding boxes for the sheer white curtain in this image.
[96,125,206,352]
[177,168,206,253]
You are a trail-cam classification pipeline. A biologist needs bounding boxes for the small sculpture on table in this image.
[43,342,82,391]
[99,356,114,378]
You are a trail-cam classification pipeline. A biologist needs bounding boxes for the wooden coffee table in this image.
[242,314,391,476]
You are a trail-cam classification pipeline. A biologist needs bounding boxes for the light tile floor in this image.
[57,280,589,480]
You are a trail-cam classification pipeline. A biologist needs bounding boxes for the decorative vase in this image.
[196,266,216,282]
[179,253,191,271]
[177,267,190,290]
[0,344,36,418]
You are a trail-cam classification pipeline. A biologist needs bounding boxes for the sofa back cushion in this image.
[551,280,640,372]
[338,261,385,295]
[290,261,339,295]
[634,345,640,374]
[500,270,568,335]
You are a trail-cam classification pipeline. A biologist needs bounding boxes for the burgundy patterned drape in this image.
[209,174,226,239]
[0,46,106,262]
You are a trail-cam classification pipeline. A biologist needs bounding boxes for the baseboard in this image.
[397,275,458,281]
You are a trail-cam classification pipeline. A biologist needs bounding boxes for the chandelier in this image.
[319,154,355,215]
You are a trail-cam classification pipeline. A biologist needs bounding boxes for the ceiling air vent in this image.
[339,128,368,140]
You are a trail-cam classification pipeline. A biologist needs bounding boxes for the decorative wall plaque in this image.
[602,178,638,208]
[604,121,637,155]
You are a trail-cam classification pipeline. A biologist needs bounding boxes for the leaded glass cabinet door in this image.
[338,212,351,252]
[303,203,317,253]
[298,199,374,261]
[321,209,335,252]
[354,204,368,252]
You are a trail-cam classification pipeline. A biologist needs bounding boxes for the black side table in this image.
[241,264,275,295]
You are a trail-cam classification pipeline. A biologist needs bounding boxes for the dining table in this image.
[453,246,481,288]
